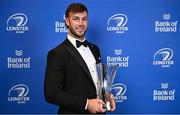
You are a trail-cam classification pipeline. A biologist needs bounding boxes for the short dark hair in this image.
[65,3,88,18]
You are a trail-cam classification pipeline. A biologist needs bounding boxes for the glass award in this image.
[96,63,118,111]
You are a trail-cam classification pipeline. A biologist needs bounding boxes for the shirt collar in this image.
[67,34,86,48]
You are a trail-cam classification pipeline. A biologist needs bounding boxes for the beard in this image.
[68,26,87,38]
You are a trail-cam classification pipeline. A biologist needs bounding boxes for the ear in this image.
[65,17,69,26]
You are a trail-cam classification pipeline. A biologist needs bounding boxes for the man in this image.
[44,3,115,114]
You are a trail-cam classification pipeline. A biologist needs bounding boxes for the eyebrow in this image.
[72,16,87,19]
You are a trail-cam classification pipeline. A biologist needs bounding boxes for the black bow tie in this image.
[76,40,88,48]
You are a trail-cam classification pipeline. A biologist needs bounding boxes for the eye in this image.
[72,17,79,21]
[73,18,78,21]
[83,18,87,21]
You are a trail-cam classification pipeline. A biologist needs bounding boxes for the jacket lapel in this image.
[88,42,101,64]
[63,39,93,82]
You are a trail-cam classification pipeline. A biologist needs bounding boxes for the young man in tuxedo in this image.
[44,3,115,114]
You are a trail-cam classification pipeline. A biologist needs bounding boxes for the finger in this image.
[110,99,116,111]
[97,99,105,105]
[110,105,116,111]
[110,93,114,99]
[98,106,106,113]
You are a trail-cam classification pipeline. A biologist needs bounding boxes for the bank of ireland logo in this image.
[155,13,178,32]
[107,14,128,33]
[6,13,28,33]
[115,49,122,55]
[8,84,30,104]
[153,48,174,67]
[55,14,68,33]
[107,49,129,67]
[153,83,175,101]
[163,14,170,20]
[7,50,31,69]
[111,83,127,102]
[15,50,23,56]
[161,83,168,89]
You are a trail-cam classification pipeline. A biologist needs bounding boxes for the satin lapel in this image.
[63,39,93,82]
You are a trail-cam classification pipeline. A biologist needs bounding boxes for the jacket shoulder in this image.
[48,40,67,55]
[88,42,99,50]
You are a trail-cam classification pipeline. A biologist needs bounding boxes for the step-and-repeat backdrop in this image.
[1,0,180,114]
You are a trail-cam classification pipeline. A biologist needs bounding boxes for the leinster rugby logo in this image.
[153,48,174,67]
[6,13,28,33]
[8,84,30,104]
[111,83,127,102]
[107,14,128,33]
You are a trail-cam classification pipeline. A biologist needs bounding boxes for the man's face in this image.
[65,11,88,39]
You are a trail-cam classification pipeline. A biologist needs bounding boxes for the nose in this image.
[78,19,83,25]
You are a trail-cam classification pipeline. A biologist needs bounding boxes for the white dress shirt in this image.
[67,34,98,90]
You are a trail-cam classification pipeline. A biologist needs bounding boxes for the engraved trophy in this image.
[96,63,118,111]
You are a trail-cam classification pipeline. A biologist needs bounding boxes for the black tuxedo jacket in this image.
[44,39,101,113]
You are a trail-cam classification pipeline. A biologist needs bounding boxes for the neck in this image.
[68,33,85,41]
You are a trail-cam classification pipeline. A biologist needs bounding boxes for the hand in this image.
[87,99,106,113]
[106,93,116,111]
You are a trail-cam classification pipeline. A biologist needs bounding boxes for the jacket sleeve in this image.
[44,49,87,112]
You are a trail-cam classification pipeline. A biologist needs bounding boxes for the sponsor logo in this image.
[115,49,122,55]
[8,84,30,104]
[153,83,175,101]
[111,83,127,102]
[15,50,23,56]
[7,50,31,69]
[107,49,129,67]
[55,15,68,33]
[155,14,178,32]
[153,48,174,67]
[107,14,128,33]
[6,13,28,33]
